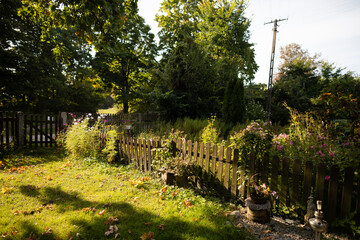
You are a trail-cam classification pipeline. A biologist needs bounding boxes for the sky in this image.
[138,0,360,84]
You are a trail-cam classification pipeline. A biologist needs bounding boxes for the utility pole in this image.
[265,18,287,120]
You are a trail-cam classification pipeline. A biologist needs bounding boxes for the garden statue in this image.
[304,196,316,224]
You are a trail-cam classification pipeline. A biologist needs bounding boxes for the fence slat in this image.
[291,159,302,205]
[204,143,210,173]
[280,157,290,206]
[147,140,152,171]
[315,162,326,201]
[134,139,139,167]
[49,115,53,147]
[199,142,204,168]
[270,155,280,197]
[129,138,134,165]
[143,139,147,171]
[261,152,269,186]
[231,149,239,198]
[224,147,232,192]
[217,146,224,183]
[187,140,192,163]
[303,161,313,205]
[341,167,354,218]
[211,144,217,176]
[193,141,198,164]
[45,115,49,147]
[327,165,339,223]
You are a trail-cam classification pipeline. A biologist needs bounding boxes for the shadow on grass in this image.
[1,147,64,168]
[17,186,250,240]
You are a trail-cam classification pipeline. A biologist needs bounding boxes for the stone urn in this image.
[245,197,271,223]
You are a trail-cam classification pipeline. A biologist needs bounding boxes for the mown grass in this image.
[0,149,254,240]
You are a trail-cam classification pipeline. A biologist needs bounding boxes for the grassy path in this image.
[0,149,253,240]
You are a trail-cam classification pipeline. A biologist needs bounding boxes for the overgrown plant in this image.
[102,130,118,163]
[229,121,273,160]
[273,104,360,168]
[200,115,220,145]
[57,114,119,162]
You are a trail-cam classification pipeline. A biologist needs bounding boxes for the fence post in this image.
[17,111,24,148]
[60,112,68,128]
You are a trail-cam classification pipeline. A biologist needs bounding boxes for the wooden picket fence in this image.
[0,111,159,148]
[0,111,62,147]
[0,112,18,147]
[118,135,360,225]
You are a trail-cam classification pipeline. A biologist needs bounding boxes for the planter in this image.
[249,194,269,204]
[159,169,175,185]
[175,174,188,188]
[245,197,271,223]
[159,169,188,187]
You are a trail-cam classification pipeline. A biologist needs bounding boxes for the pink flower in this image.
[324,176,330,181]
[277,145,284,151]
[289,141,294,146]
[329,152,335,157]
[316,151,324,158]
[104,120,107,123]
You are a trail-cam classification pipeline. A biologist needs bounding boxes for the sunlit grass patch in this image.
[0,149,253,240]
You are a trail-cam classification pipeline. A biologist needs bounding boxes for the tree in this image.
[156,38,219,120]
[156,0,257,120]
[223,74,245,125]
[271,43,322,124]
[18,0,137,52]
[0,0,105,113]
[92,12,157,113]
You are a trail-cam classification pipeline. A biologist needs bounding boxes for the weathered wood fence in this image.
[0,111,159,148]
[118,135,360,225]
[0,111,61,147]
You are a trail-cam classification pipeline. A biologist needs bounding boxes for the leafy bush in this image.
[200,115,220,145]
[229,121,273,159]
[272,104,360,168]
[57,115,120,162]
[102,130,118,163]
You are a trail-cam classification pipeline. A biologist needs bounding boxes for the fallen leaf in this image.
[160,186,167,193]
[1,187,14,194]
[194,218,198,222]
[144,222,152,226]
[99,210,105,215]
[171,190,178,197]
[128,229,132,234]
[158,224,165,230]
[140,231,155,240]
[104,216,118,225]
[46,176,52,181]
[183,199,193,208]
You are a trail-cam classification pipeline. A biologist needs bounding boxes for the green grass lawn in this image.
[0,149,253,240]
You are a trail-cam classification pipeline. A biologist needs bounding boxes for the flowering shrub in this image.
[273,104,360,168]
[229,121,273,163]
[57,114,117,161]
